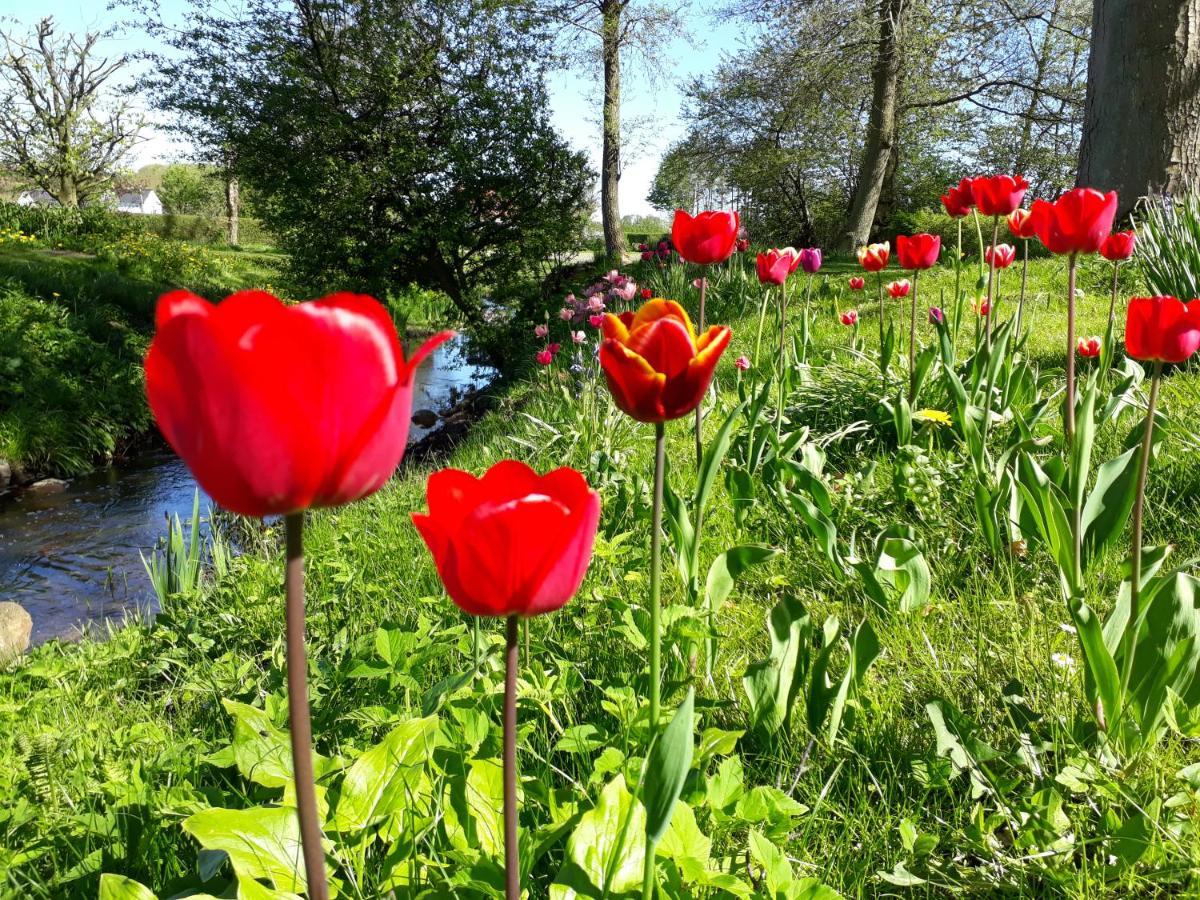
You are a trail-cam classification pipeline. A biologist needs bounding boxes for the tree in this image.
[0,17,142,207]
[533,0,685,259]
[134,0,592,318]
[679,0,1090,247]
[158,164,222,215]
[1078,0,1200,217]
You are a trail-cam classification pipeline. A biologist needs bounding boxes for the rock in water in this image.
[411,409,439,428]
[27,478,68,495]
[0,602,32,662]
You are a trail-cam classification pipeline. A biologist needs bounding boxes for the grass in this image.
[0,245,286,477]
[2,252,1199,897]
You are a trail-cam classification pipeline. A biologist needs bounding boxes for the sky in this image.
[0,0,744,217]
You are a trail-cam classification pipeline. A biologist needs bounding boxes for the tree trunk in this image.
[871,136,901,234]
[53,177,80,209]
[226,175,240,245]
[841,0,905,251]
[600,0,623,261]
[1078,0,1200,217]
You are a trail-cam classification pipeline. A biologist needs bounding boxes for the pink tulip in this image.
[734,355,751,371]
[572,330,586,344]
[589,314,604,328]
[840,310,859,326]
[534,324,549,338]
[536,349,553,366]
[559,308,573,321]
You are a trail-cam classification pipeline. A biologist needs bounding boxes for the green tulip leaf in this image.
[643,687,694,845]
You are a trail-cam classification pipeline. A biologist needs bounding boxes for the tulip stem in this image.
[1104,262,1120,384]
[753,285,770,377]
[953,217,963,343]
[284,512,329,900]
[908,269,919,402]
[649,422,665,732]
[876,272,886,389]
[694,276,707,468]
[504,614,520,900]
[777,278,788,439]
[985,216,998,348]
[1065,253,1078,445]
[1015,239,1029,340]
[1119,361,1162,728]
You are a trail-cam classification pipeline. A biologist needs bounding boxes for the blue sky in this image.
[0,0,743,216]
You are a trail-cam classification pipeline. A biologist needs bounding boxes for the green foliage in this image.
[157,164,223,216]
[3,255,1200,899]
[142,0,593,317]
[1134,192,1200,300]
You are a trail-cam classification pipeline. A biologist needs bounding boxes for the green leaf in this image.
[183,805,307,894]
[868,527,931,613]
[1080,446,1139,572]
[656,801,711,871]
[556,724,606,755]
[643,688,695,844]
[695,401,745,515]
[823,620,880,746]
[742,597,811,735]
[694,727,743,768]
[1070,599,1123,737]
[98,875,158,900]
[553,775,646,898]
[444,758,507,859]
[704,545,779,675]
[238,876,303,900]
[220,700,333,790]
[331,715,439,831]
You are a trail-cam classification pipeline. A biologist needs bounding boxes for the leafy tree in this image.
[531,0,688,259]
[132,0,592,318]
[158,164,222,215]
[0,17,143,207]
[678,0,1089,248]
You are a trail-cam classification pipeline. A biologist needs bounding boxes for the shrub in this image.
[0,285,151,474]
[1134,192,1200,299]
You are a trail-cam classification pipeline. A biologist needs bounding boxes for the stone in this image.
[0,602,32,662]
[411,409,439,428]
[0,459,9,490]
[27,478,68,495]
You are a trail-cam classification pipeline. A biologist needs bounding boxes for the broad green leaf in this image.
[705,755,745,814]
[824,621,881,746]
[643,688,694,844]
[221,700,332,790]
[331,715,439,831]
[553,775,646,899]
[869,527,931,613]
[704,545,779,675]
[742,597,811,735]
[556,724,605,755]
[183,805,307,894]
[1070,599,1123,737]
[694,727,743,768]
[238,876,303,900]
[444,758,507,859]
[695,401,745,515]
[98,874,158,900]
[656,801,711,873]
[1081,447,1139,572]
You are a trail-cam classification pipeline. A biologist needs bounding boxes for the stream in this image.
[0,336,494,645]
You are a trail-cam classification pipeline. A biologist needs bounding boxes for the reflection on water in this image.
[0,336,493,645]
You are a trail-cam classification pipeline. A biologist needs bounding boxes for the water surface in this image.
[0,337,493,644]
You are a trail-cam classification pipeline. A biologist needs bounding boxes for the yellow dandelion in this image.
[914,409,952,427]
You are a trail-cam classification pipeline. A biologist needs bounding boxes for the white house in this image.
[16,189,59,207]
[115,190,163,215]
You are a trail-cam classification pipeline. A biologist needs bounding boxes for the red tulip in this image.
[1101,230,1137,262]
[671,209,740,266]
[970,175,1029,217]
[1125,296,1200,364]
[1007,208,1036,240]
[896,233,941,270]
[1077,336,1102,358]
[413,461,600,618]
[145,290,451,518]
[756,248,795,286]
[857,242,890,272]
[887,279,910,299]
[984,243,1017,269]
[640,288,653,300]
[941,178,974,218]
[1030,188,1119,256]
[849,276,865,291]
[840,310,859,326]
[599,298,731,423]
[736,237,750,253]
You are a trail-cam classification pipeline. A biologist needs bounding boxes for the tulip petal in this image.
[626,316,697,379]
[599,339,667,422]
[403,329,457,382]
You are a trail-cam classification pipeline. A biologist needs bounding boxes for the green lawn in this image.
[1,253,1198,898]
